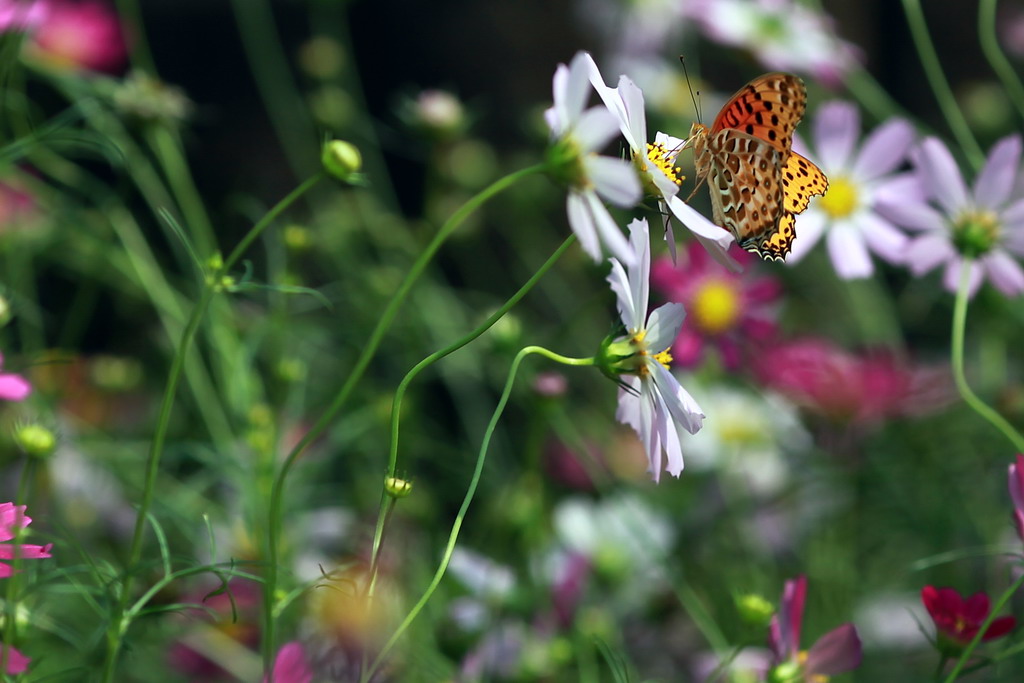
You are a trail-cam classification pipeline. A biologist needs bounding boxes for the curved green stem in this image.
[361,346,593,682]
[950,259,1024,452]
[901,0,984,170]
[363,234,576,592]
[845,66,908,123]
[943,572,1024,682]
[261,163,548,672]
[100,175,321,683]
[979,0,1024,123]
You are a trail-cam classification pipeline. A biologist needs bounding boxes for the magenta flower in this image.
[882,135,1024,298]
[0,353,30,402]
[263,642,313,683]
[27,0,127,73]
[0,645,29,675]
[787,101,918,278]
[651,241,779,369]
[1009,454,1024,542]
[921,585,1016,651]
[0,502,51,577]
[768,576,862,681]
[754,338,951,424]
[0,0,46,31]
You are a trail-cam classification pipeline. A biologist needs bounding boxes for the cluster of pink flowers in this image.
[0,0,125,72]
[0,501,51,675]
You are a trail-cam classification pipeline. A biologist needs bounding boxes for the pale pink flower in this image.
[0,502,51,577]
[0,0,46,31]
[686,0,859,86]
[882,135,1024,298]
[0,353,31,402]
[27,0,126,72]
[788,101,918,278]
[1009,454,1024,542]
[545,51,641,266]
[605,218,704,481]
[651,241,779,369]
[769,576,862,681]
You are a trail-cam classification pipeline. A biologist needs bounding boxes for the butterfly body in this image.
[688,73,827,261]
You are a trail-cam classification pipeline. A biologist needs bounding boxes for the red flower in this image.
[921,586,1016,649]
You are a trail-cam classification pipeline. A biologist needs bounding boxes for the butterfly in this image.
[686,73,827,261]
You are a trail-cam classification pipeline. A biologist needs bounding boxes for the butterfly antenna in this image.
[678,55,702,123]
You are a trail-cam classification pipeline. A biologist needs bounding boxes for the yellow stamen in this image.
[818,176,858,219]
[644,142,684,186]
[653,349,673,369]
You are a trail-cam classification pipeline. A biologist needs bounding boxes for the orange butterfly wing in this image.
[697,73,823,261]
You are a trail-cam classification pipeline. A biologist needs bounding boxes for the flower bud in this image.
[735,593,774,626]
[14,424,57,458]
[0,294,11,328]
[384,476,413,499]
[322,140,362,181]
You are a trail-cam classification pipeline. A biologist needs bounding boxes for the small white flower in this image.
[603,218,704,481]
[585,54,736,267]
[545,51,642,265]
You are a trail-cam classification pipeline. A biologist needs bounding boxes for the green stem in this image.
[100,176,321,683]
[943,573,1024,682]
[979,0,1024,123]
[260,163,546,671]
[113,0,156,73]
[361,346,593,682]
[363,234,576,595]
[950,259,1024,452]
[844,66,908,123]
[901,0,984,170]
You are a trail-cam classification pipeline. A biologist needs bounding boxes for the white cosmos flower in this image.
[545,51,642,266]
[605,218,704,482]
[584,53,737,268]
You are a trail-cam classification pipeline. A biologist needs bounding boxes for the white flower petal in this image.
[566,191,601,262]
[857,212,909,263]
[586,154,642,207]
[875,199,945,232]
[615,378,643,430]
[618,76,649,151]
[871,171,924,205]
[974,135,1023,209]
[653,389,685,478]
[905,232,955,275]
[583,190,636,265]
[638,381,660,481]
[786,209,827,264]
[915,137,968,214]
[665,196,738,269]
[606,258,638,331]
[644,302,684,352]
[983,250,1024,296]
[851,118,915,180]
[650,362,704,434]
[814,101,860,170]
[943,257,982,297]
[575,107,622,152]
[827,223,874,278]
[626,218,650,315]
[563,52,594,125]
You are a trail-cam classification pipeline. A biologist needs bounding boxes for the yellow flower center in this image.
[817,176,858,219]
[691,279,741,335]
[796,651,830,683]
[644,141,684,186]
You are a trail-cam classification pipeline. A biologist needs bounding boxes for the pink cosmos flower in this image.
[882,135,1024,298]
[0,353,31,402]
[0,645,29,674]
[0,177,37,228]
[768,575,862,681]
[264,642,313,683]
[686,0,859,86]
[921,585,1016,650]
[788,101,918,278]
[0,0,45,30]
[27,0,127,73]
[651,242,779,369]
[1008,454,1024,542]
[754,338,951,424]
[0,502,51,577]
